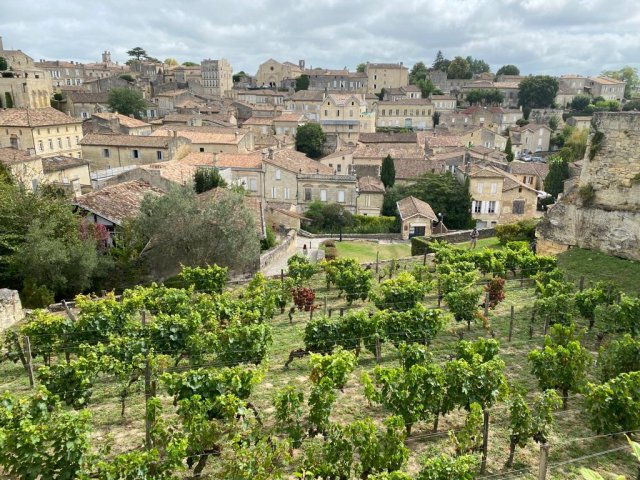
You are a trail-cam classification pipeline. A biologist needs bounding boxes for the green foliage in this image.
[544,154,571,198]
[518,75,559,111]
[417,454,478,480]
[444,355,509,412]
[304,201,354,232]
[308,377,336,434]
[274,386,305,447]
[287,253,319,284]
[344,215,398,234]
[575,281,618,326]
[465,89,504,106]
[381,154,396,188]
[584,372,640,434]
[495,219,538,244]
[107,87,147,119]
[309,348,358,389]
[261,225,277,251]
[450,402,483,455]
[0,56,7,71]
[466,56,490,74]
[496,65,520,76]
[595,294,640,336]
[127,47,147,60]
[295,123,326,158]
[578,183,596,206]
[0,389,92,480]
[295,74,310,91]
[357,63,366,73]
[444,286,483,328]
[20,309,72,363]
[38,353,101,408]
[432,50,449,71]
[570,94,592,112]
[217,322,272,365]
[456,338,500,363]
[447,56,472,79]
[382,304,448,348]
[602,66,639,99]
[178,263,228,293]
[623,99,640,111]
[528,325,591,406]
[534,292,576,326]
[335,261,372,304]
[194,167,227,193]
[504,137,514,162]
[599,334,640,382]
[411,236,431,256]
[373,272,432,311]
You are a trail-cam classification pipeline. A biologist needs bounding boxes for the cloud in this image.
[0,0,638,75]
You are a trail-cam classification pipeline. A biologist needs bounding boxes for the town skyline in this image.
[2,0,639,76]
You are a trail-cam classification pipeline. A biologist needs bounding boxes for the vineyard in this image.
[1,242,640,479]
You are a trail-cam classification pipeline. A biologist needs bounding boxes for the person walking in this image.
[469,228,479,249]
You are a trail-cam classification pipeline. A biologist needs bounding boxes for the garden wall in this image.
[260,229,297,270]
[0,289,24,330]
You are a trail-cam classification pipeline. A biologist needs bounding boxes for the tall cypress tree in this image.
[504,137,514,162]
[380,154,395,188]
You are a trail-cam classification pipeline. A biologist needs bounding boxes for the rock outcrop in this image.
[537,112,640,261]
[0,289,24,330]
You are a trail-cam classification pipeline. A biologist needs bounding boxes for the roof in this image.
[376,98,432,106]
[431,95,456,100]
[423,132,467,148]
[156,89,190,97]
[367,63,408,70]
[288,90,325,101]
[352,144,425,160]
[464,164,538,193]
[469,145,495,155]
[139,161,197,185]
[265,149,333,174]
[67,92,109,104]
[0,107,81,127]
[273,112,305,123]
[589,76,625,85]
[358,132,417,144]
[396,196,437,221]
[243,117,274,126]
[80,133,173,148]
[325,93,366,106]
[508,161,550,178]
[321,148,355,161]
[74,180,164,225]
[0,147,39,166]
[41,155,89,173]
[179,151,263,170]
[151,126,247,145]
[394,158,437,180]
[93,112,151,129]
[358,176,385,193]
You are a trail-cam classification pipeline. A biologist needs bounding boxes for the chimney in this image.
[299,59,305,70]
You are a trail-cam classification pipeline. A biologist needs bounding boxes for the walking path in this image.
[262,236,330,277]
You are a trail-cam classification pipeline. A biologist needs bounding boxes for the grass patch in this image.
[328,241,412,262]
[557,247,640,294]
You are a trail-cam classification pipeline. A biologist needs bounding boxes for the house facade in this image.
[201,58,233,97]
[397,196,438,239]
[0,147,44,191]
[356,176,385,216]
[365,62,409,94]
[255,59,303,88]
[374,99,433,130]
[319,93,375,147]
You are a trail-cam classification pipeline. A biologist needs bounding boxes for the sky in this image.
[1,0,639,76]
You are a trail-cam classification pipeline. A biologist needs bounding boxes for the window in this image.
[271,187,277,198]
[476,182,484,193]
[66,137,71,148]
[275,169,281,180]
[81,111,89,119]
[490,183,497,194]
[324,110,328,116]
[249,178,258,191]
[199,147,205,152]
[364,194,371,207]
[473,201,482,213]
[57,138,62,148]
[304,187,312,201]
[102,148,110,158]
[320,189,327,202]
[156,150,163,160]
[132,149,140,159]
[284,187,290,199]
[75,136,79,145]
[48,139,54,150]
[512,200,525,214]
[38,140,43,151]
[338,190,345,203]
[336,164,342,173]
[524,175,533,184]
[487,201,496,213]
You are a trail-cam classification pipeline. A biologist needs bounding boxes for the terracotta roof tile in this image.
[80,133,173,148]
[0,107,81,127]
[396,196,437,221]
[93,112,151,129]
[0,147,39,166]
[41,155,89,172]
[357,176,385,193]
[359,132,417,144]
[266,149,333,174]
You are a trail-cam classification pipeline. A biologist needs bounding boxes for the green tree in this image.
[543,155,570,198]
[295,74,310,91]
[119,74,134,83]
[381,154,396,188]
[164,58,178,66]
[107,88,147,119]
[233,71,247,83]
[416,78,436,98]
[504,137,514,162]
[432,111,440,127]
[601,66,639,99]
[0,56,8,71]
[432,50,449,71]
[518,76,559,113]
[466,89,504,106]
[410,61,429,84]
[465,56,490,74]
[126,47,147,60]
[357,63,366,73]
[623,99,640,111]
[133,186,260,272]
[194,168,227,193]
[496,64,520,76]
[304,201,354,232]
[295,123,326,158]
[570,94,592,112]
[447,56,472,79]
[182,61,198,66]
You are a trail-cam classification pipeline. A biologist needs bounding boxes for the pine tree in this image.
[381,155,395,189]
[504,137,514,162]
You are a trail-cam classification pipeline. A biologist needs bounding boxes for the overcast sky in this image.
[2,0,639,76]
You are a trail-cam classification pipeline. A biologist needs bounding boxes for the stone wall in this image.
[430,227,497,244]
[537,112,640,261]
[0,289,24,330]
[260,230,297,270]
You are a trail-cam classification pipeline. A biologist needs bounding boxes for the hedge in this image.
[411,237,431,256]
[495,219,538,245]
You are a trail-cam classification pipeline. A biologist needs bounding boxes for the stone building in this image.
[91,112,152,136]
[41,155,91,194]
[397,196,438,239]
[285,89,325,121]
[201,58,233,97]
[365,62,409,94]
[59,92,109,119]
[508,124,552,155]
[374,98,434,130]
[0,147,43,191]
[255,59,303,88]
[0,42,52,109]
[305,68,367,92]
[356,176,385,216]
[150,126,254,154]
[537,112,640,261]
[319,93,376,147]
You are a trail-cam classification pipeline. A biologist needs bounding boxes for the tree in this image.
[127,47,147,60]
[504,137,514,162]
[570,94,592,112]
[518,76,559,113]
[466,89,503,106]
[623,99,640,111]
[133,186,260,272]
[356,63,366,73]
[410,61,428,84]
[447,56,472,79]
[602,66,639,99]
[107,88,147,119]
[295,74,310,91]
[432,50,449,71]
[295,123,326,158]
[543,154,570,198]
[194,168,227,193]
[465,56,490,75]
[415,78,436,98]
[164,58,178,66]
[304,201,354,232]
[0,57,7,71]
[496,65,520,77]
[381,154,396,188]
[182,61,198,66]
[233,71,247,83]
[432,111,440,127]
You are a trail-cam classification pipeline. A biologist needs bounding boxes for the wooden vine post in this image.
[508,305,515,342]
[22,335,34,388]
[142,310,153,451]
[538,443,550,480]
[480,408,490,474]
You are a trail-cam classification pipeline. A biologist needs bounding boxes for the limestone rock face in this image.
[0,289,24,330]
[537,112,640,261]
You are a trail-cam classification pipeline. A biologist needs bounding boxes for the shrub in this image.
[325,245,338,260]
[178,264,228,294]
[372,272,432,311]
[260,225,277,251]
[578,183,596,206]
[496,219,538,244]
[292,287,316,311]
[287,253,318,284]
[347,215,399,234]
[411,236,430,256]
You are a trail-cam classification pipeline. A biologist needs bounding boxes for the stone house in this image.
[305,69,367,92]
[273,112,306,136]
[365,62,409,94]
[566,116,592,132]
[397,196,438,239]
[0,72,52,109]
[234,89,286,106]
[59,92,109,119]
[92,112,152,136]
[356,176,385,216]
[201,59,233,97]
[431,95,456,112]
[351,143,425,178]
[509,124,552,155]
[421,128,480,154]
[0,107,83,158]
[154,90,193,115]
[34,59,85,89]
[319,93,376,147]
[80,133,187,170]
[383,85,422,101]
[0,147,43,191]
[284,89,325,122]
[150,126,254,154]
[587,77,625,102]
[318,148,355,175]
[255,59,303,88]
[41,155,91,194]
[507,161,549,191]
[374,98,434,130]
